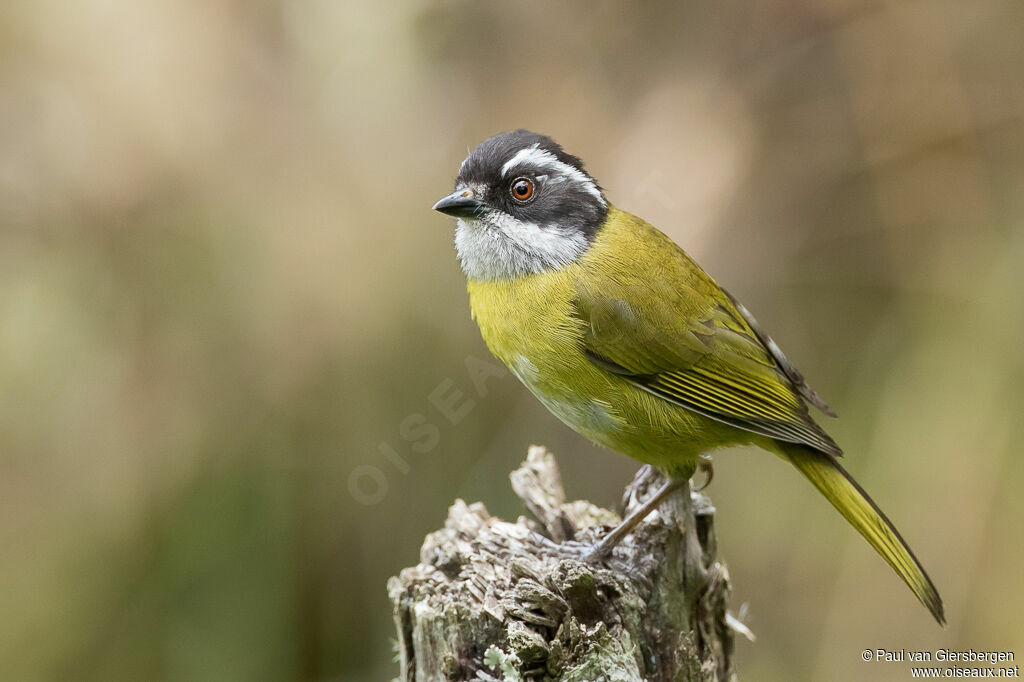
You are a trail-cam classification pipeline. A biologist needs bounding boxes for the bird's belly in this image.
[508,353,621,441]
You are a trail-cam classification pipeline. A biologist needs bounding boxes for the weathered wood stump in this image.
[388,446,743,681]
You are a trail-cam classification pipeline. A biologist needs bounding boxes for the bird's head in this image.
[433,130,608,280]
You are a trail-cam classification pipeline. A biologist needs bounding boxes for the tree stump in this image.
[388,446,743,681]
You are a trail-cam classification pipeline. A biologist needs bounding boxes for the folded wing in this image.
[573,258,841,457]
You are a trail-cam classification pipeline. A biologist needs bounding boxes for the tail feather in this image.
[780,444,945,625]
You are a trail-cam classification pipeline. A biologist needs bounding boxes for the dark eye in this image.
[511,178,534,202]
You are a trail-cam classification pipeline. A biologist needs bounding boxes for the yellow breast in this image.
[464,210,737,472]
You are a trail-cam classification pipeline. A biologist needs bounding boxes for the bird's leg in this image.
[693,455,714,492]
[584,477,686,563]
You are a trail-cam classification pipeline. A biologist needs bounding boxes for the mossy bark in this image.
[388,447,741,682]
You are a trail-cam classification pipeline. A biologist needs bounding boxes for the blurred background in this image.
[2,1,1022,680]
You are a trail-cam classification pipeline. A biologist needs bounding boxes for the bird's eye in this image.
[511,178,534,202]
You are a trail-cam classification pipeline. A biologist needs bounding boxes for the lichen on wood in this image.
[388,446,741,681]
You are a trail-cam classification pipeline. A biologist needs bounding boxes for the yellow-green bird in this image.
[433,129,943,625]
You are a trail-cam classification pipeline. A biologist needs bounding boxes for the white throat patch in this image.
[455,213,588,281]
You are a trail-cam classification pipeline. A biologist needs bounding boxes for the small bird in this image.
[433,129,943,625]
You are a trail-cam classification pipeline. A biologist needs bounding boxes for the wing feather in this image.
[573,248,841,457]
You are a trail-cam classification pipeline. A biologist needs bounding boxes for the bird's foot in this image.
[620,464,658,511]
[581,537,614,564]
[693,455,714,492]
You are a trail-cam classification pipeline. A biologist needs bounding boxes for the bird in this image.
[432,129,944,625]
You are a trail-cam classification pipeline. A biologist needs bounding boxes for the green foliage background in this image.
[1,2,1022,680]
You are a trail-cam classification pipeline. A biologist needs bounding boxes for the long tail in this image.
[779,444,945,625]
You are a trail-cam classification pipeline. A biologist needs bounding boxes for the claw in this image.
[694,456,714,492]
[621,464,657,510]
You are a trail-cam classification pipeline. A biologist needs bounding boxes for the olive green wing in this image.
[572,266,841,457]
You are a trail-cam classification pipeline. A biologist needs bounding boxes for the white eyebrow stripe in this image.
[500,143,544,176]
[500,144,606,206]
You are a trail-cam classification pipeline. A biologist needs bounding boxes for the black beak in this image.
[432,189,485,218]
